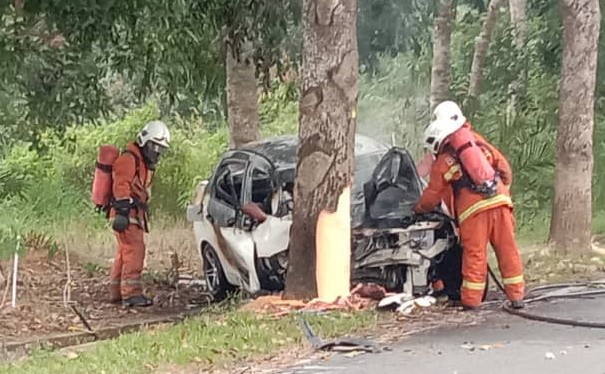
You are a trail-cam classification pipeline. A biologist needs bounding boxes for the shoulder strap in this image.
[121,149,142,182]
[441,143,457,159]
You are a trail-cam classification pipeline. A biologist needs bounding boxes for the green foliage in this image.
[357,0,433,72]
[259,78,299,136]
[357,51,432,158]
[0,0,301,139]
[0,82,301,258]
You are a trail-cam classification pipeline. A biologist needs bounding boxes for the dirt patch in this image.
[52,221,201,277]
[522,248,605,286]
[0,247,209,343]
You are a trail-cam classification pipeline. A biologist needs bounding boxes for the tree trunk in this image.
[225,39,261,149]
[509,0,527,48]
[549,0,600,254]
[283,0,358,300]
[430,0,454,112]
[467,0,506,112]
[507,0,528,121]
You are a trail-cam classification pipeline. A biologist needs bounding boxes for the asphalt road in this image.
[280,296,605,374]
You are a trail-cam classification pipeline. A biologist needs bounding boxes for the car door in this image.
[206,157,248,227]
[246,153,292,259]
[362,147,425,224]
[205,155,260,291]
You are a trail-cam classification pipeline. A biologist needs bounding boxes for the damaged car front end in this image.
[187,134,462,302]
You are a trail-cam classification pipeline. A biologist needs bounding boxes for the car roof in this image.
[241,133,391,170]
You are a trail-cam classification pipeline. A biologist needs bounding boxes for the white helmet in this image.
[433,100,466,130]
[424,118,458,156]
[136,120,170,149]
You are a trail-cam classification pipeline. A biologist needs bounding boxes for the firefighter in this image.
[109,120,170,307]
[417,148,458,302]
[414,101,525,310]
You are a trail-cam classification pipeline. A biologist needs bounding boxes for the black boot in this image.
[510,300,525,309]
[122,295,153,308]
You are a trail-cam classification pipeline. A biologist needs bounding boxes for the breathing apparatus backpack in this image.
[91,145,140,216]
[443,126,498,198]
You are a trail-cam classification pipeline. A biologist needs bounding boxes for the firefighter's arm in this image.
[415,161,447,214]
[112,153,136,214]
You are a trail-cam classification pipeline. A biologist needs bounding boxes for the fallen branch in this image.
[70,305,97,338]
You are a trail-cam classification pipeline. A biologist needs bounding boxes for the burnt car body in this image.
[186,134,462,301]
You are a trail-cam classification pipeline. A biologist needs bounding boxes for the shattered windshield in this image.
[352,148,423,228]
[368,161,422,220]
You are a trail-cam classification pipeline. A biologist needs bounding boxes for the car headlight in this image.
[408,229,434,250]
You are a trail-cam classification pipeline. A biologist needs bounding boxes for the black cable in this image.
[501,301,605,328]
[487,265,605,329]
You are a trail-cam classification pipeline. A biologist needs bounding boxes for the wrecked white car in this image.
[187,134,463,302]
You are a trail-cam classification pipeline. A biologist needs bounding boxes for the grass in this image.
[0,302,377,374]
[485,211,605,289]
[515,210,605,246]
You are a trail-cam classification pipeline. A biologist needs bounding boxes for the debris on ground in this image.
[239,283,393,317]
[459,342,505,353]
[545,351,556,360]
[0,248,210,342]
[299,317,381,354]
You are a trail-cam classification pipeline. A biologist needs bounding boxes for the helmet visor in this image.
[149,142,168,155]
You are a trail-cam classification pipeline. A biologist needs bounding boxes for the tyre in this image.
[202,243,235,302]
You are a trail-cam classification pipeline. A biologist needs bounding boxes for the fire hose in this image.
[487,265,605,329]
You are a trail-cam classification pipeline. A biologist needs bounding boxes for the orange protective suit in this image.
[417,151,457,296]
[109,142,153,302]
[415,123,524,308]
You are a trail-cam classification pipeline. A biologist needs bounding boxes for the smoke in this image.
[355,54,432,160]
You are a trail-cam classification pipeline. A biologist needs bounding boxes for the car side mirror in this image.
[186,204,203,222]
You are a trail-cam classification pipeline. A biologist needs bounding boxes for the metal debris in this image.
[299,316,381,354]
[545,352,556,360]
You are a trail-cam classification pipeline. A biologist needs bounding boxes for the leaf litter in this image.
[0,248,211,342]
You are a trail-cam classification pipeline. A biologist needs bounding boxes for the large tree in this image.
[225,38,261,149]
[430,0,454,111]
[466,0,507,113]
[507,0,528,120]
[283,0,358,300]
[549,0,600,254]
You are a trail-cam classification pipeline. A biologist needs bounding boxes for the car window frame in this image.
[207,154,251,228]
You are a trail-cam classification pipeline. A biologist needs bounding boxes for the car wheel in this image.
[202,243,234,302]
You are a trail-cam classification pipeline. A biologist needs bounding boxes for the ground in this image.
[2,222,605,373]
[0,227,208,344]
[275,295,605,374]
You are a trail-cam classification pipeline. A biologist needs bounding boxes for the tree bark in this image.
[225,39,261,149]
[430,0,454,112]
[549,0,600,254]
[467,0,506,111]
[509,0,527,48]
[507,0,528,121]
[283,0,358,300]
